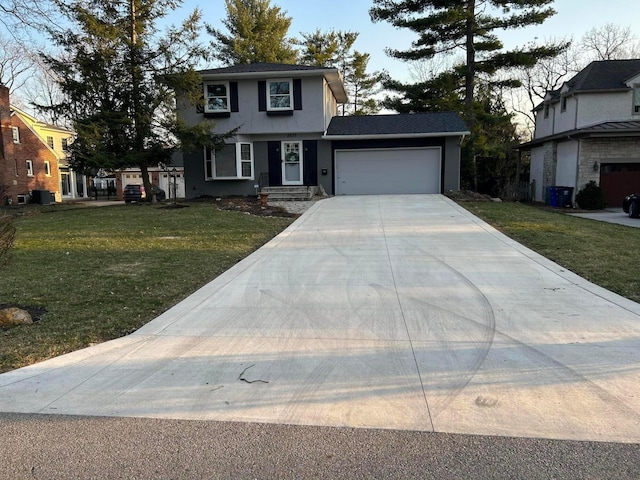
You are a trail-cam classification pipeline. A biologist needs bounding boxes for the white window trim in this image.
[204,81,230,114]
[46,136,54,149]
[204,147,214,180]
[26,160,34,177]
[44,161,51,176]
[204,143,255,180]
[267,78,293,111]
[12,127,20,143]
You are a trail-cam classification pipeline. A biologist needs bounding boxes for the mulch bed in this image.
[188,196,299,217]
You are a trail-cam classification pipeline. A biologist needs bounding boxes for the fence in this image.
[501,180,536,202]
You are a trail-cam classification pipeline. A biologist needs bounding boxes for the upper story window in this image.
[561,96,567,112]
[267,79,293,111]
[12,127,20,143]
[44,161,51,176]
[205,82,230,113]
[204,142,254,180]
[543,103,550,118]
[634,86,640,114]
[62,138,69,150]
[26,160,33,176]
[47,136,54,149]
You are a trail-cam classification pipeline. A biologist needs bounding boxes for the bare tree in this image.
[580,23,640,61]
[0,0,63,40]
[0,33,34,90]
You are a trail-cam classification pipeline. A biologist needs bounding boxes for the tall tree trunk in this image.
[465,0,477,191]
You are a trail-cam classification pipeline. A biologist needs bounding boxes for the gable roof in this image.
[199,62,348,103]
[542,59,640,106]
[324,112,469,139]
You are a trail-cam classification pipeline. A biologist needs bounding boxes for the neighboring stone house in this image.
[0,84,61,205]
[178,63,468,198]
[521,59,640,207]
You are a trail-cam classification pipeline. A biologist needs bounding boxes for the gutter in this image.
[322,131,471,141]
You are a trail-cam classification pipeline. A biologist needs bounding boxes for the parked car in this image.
[123,184,166,203]
[622,194,640,218]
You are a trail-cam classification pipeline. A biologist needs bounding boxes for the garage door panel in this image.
[335,148,441,195]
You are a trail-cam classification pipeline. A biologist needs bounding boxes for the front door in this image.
[281,141,303,185]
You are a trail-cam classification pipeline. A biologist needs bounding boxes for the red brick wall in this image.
[0,85,60,204]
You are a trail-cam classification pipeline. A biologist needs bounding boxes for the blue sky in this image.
[173,0,640,81]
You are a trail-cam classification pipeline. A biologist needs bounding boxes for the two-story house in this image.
[0,84,62,205]
[179,63,468,198]
[10,106,87,201]
[522,59,640,207]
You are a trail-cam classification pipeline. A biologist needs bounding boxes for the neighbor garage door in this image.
[335,147,441,195]
[600,163,640,207]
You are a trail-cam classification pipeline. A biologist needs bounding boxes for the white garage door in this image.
[335,147,441,195]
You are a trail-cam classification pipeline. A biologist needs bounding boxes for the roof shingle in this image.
[325,112,468,137]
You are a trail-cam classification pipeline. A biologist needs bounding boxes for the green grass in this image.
[0,203,293,372]
[461,201,640,304]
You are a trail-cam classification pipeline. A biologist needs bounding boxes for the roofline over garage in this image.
[322,131,470,141]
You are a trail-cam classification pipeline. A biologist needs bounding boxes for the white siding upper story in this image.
[534,90,638,139]
[181,75,338,136]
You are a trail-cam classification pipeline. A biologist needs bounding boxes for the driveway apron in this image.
[1,195,640,443]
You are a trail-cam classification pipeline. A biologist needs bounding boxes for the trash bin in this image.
[557,187,574,208]
[31,190,52,205]
[546,186,558,207]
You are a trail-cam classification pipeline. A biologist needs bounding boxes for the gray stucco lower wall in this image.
[443,136,461,192]
[183,143,269,199]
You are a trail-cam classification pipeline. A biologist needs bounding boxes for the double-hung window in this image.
[44,161,51,176]
[267,79,293,111]
[47,136,54,149]
[634,86,640,114]
[204,82,230,113]
[204,142,254,180]
[12,127,19,143]
[26,160,34,176]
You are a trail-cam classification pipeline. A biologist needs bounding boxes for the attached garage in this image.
[323,112,469,196]
[335,147,441,195]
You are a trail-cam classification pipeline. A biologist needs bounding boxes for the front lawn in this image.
[0,202,293,372]
[461,201,640,304]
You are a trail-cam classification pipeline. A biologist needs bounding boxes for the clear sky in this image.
[175,0,640,81]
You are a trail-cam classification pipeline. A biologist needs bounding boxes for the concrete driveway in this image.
[1,195,640,443]
[569,208,640,228]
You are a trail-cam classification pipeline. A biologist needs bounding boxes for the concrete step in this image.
[261,186,316,201]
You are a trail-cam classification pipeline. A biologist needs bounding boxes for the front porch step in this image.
[261,186,317,201]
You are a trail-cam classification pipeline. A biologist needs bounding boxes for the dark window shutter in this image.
[303,140,317,185]
[268,141,281,186]
[196,83,204,114]
[293,79,302,110]
[230,82,239,112]
[258,81,267,111]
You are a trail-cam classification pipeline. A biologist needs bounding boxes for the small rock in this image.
[0,307,33,327]
[491,197,503,202]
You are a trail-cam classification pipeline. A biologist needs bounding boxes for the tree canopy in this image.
[41,0,232,199]
[370,0,565,190]
[208,0,298,65]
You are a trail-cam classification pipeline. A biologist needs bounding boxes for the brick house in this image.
[0,84,63,205]
[521,59,640,207]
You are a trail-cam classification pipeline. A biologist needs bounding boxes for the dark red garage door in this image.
[600,163,640,207]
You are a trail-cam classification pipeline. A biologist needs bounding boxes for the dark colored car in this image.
[123,184,166,203]
[623,194,640,218]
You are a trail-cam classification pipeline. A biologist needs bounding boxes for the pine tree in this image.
[370,0,564,189]
[208,0,297,65]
